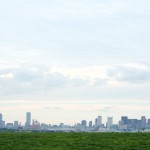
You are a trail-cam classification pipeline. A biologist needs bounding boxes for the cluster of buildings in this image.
[0,113,150,132]
[78,116,150,132]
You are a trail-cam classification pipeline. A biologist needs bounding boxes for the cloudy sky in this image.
[0,0,150,125]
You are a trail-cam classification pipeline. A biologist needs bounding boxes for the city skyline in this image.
[0,112,150,132]
[0,110,150,126]
[0,0,150,123]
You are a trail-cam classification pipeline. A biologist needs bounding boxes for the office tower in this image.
[0,113,3,128]
[2,121,5,127]
[81,120,87,127]
[0,113,2,121]
[148,119,150,125]
[26,112,31,127]
[14,121,19,129]
[107,117,113,129]
[137,120,141,130]
[141,116,146,129]
[6,123,13,129]
[128,119,131,125]
[131,119,137,129]
[121,116,128,125]
[97,116,102,127]
[89,121,92,128]
[60,123,64,127]
[95,118,98,127]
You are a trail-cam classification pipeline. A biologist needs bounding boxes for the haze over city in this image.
[0,0,150,125]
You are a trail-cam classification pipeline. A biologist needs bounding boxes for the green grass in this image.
[0,132,150,150]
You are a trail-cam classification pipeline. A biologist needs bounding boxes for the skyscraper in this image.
[137,120,141,130]
[81,120,87,127]
[107,117,113,129]
[14,121,19,129]
[95,118,98,127]
[26,112,31,128]
[121,116,128,125]
[141,116,146,129]
[148,119,150,125]
[97,116,102,127]
[130,119,137,129]
[89,121,92,128]
[0,113,2,122]
[0,113,3,128]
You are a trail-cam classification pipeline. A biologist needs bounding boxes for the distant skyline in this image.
[0,111,149,127]
[0,0,150,124]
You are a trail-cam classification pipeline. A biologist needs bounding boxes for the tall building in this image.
[107,117,113,129]
[2,121,5,127]
[81,120,87,127]
[89,121,92,128]
[121,116,128,125]
[95,118,98,127]
[148,119,150,125]
[130,119,137,129]
[0,113,2,121]
[141,116,146,129]
[14,121,19,129]
[0,113,3,128]
[137,120,141,130]
[97,116,102,127]
[26,112,31,128]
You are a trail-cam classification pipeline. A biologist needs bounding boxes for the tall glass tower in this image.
[26,112,31,127]
[0,113,2,127]
[0,113,2,122]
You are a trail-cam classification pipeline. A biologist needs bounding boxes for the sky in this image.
[0,0,150,125]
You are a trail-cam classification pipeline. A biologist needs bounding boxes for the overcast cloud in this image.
[0,0,150,124]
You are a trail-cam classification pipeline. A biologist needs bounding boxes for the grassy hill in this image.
[0,132,150,150]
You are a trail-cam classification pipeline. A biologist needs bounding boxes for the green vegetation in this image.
[0,132,150,150]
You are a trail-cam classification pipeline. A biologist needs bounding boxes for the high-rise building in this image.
[14,121,19,129]
[0,113,3,128]
[81,120,87,127]
[148,119,150,125]
[0,113,2,121]
[121,116,128,125]
[130,119,137,129]
[107,117,113,129]
[137,120,141,130]
[141,116,146,129]
[95,118,98,127]
[26,112,31,128]
[2,121,5,127]
[97,116,102,127]
[89,121,92,128]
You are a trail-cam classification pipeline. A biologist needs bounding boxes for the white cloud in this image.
[1,62,150,100]
[107,63,150,83]
[0,63,108,98]
[0,73,13,79]
[0,0,150,123]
